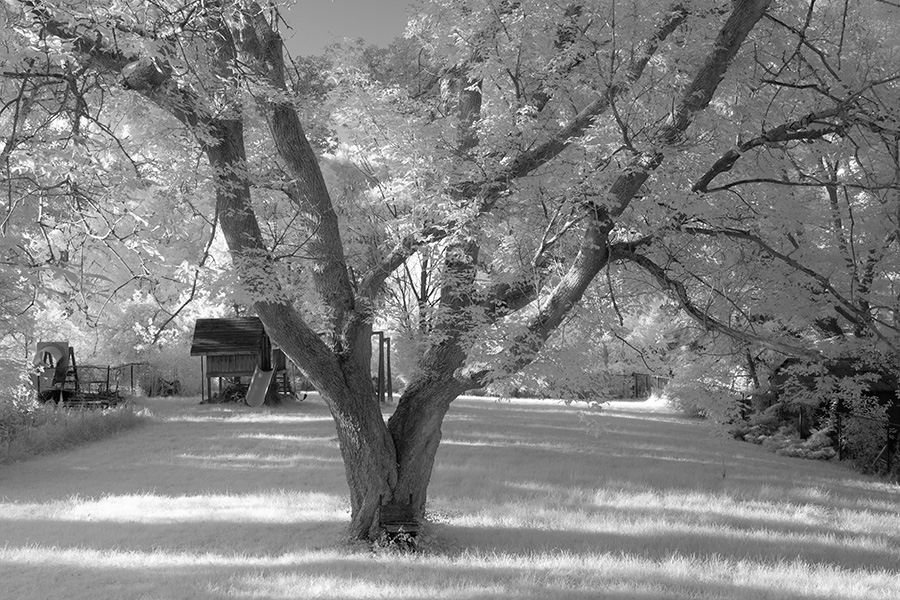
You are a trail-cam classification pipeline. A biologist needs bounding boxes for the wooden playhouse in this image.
[189,317,291,403]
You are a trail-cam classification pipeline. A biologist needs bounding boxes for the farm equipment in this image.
[32,342,125,408]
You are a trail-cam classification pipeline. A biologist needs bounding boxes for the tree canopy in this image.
[2,0,898,539]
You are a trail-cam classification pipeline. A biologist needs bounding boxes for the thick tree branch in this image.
[233,4,359,347]
[25,0,347,370]
[501,3,689,181]
[361,3,690,297]
[462,0,773,384]
[23,1,207,129]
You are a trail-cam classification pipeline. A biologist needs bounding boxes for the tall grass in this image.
[0,401,147,463]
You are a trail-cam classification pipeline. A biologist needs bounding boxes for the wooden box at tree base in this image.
[378,494,419,546]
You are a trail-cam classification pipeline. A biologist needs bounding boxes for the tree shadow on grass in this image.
[434,431,897,512]
[491,480,900,548]
[2,534,890,600]
[431,519,899,572]
[0,516,347,555]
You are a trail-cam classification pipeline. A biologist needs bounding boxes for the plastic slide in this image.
[246,365,275,407]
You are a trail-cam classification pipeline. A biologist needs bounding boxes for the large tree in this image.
[3,0,898,540]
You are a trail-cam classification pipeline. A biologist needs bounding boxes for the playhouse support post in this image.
[200,356,205,403]
[380,332,386,404]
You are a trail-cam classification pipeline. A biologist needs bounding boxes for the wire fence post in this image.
[888,433,892,474]
[888,424,896,474]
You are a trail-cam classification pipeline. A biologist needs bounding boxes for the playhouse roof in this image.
[189,317,269,356]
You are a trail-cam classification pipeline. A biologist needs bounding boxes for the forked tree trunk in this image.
[311,365,466,538]
[329,374,467,538]
[340,337,470,536]
[332,331,471,537]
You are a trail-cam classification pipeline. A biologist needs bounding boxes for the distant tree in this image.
[3,0,898,541]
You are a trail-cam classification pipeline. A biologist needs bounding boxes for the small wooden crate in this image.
[378,494,419,545]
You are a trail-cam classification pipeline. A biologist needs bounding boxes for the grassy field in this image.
[1,394,898,599]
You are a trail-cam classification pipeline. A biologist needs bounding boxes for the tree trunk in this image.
[745,349,760,390]
[250,305,399,539]
[320,365,468,538]
[388,374,469,514]
[202,118,397,539]
[328,381,398,539]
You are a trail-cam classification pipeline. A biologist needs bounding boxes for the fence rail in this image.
[608,373,669,398]
[74,362,197,397]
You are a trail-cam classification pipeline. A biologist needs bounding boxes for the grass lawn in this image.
[1,394,898,599]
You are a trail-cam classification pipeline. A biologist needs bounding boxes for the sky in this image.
[282,0,415,56]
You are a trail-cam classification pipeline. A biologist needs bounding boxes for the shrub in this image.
[838,399,896,477]
[760,425,837,460]
[0,381,39,447]
[664,353,748,423]
[664,380,744,423]
[731,404,784,443]
[732,410,837,462]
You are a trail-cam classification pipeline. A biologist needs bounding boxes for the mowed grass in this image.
[0,394,898,599]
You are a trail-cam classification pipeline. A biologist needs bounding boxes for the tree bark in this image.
[388,374,469,514]
[198,108,396,539]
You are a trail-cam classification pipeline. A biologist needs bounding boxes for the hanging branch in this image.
[692,106,849,193]
[611,247,820,358]
[676,225,898,342]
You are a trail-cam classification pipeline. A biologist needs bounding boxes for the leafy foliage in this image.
[3,0,899,536]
